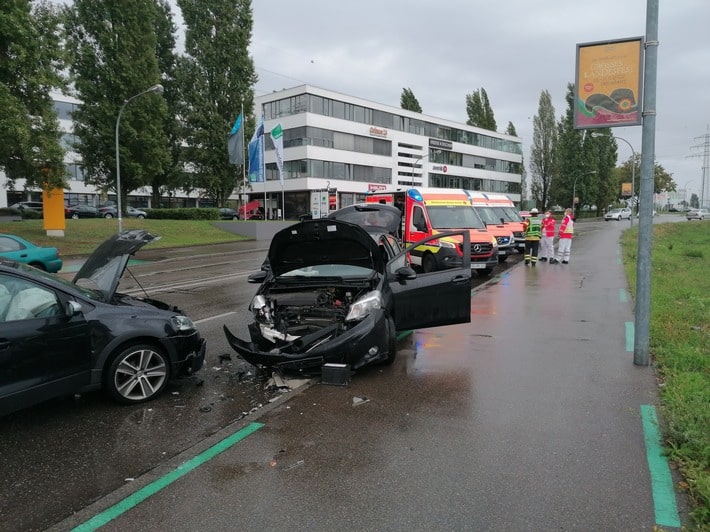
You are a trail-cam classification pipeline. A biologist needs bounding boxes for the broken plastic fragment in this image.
[352,396,370,407]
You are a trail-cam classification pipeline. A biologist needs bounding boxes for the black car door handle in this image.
[451,274,470,284]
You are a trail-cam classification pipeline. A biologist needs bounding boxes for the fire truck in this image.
[365,188,498,276]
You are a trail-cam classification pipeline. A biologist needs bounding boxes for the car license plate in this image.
[471,263,486,269]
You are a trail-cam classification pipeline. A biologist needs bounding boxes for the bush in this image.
[144,208,219,220]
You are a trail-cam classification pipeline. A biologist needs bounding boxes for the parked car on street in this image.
[0,234,62,272]
[0,229,206,416]
[65,204,99,219]
[604,207,632,221]
[219,207,239,220]
[224,204,472,373]
[99,205,147,219]
[8,201,43,215]
[686,208,709,220]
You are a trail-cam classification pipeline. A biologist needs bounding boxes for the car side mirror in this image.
[248,270,268,283]
[66,300,82,317]
[395,266,417,280]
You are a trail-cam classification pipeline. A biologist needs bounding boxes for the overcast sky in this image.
[243,0,709,199]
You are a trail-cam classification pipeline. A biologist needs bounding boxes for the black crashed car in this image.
[0,229,206,416]
[224,204,472,373]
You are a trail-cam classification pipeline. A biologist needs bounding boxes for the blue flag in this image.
[248,116,265,182]
[227,113,244,165]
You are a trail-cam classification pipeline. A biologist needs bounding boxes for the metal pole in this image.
[634,0,659,366]
[114,84,164,233]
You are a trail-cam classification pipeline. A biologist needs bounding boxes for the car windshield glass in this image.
[278,264,374,279]
[498,206,522,222]
[475,206,504,225]
[427,206,485,229]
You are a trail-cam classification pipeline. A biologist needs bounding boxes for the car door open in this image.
[388,230,471,331]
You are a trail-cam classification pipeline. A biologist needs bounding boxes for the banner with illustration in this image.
[574,37,644,129]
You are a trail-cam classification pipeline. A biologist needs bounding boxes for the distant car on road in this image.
[686,208,709,220]
[8,201,43,215]
[99,205,147,219]
[65,204,99,219]
[0,234,62,273]
[219,207,239,220]
[604,208,632,221]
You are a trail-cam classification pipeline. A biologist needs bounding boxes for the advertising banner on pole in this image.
[574,37,644,129]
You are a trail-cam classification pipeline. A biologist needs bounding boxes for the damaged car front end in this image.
[225,210,472,374]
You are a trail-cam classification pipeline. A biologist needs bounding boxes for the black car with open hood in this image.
[224,214,471,373]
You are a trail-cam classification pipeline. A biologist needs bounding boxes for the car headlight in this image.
[439,239,457,248]
[345,290,383,322]
[170,315,196,332]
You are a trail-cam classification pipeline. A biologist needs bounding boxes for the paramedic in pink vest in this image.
[550,208,574,264]
[539,211,556,262]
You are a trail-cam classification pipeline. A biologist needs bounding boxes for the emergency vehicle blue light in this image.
[407,189,423,202]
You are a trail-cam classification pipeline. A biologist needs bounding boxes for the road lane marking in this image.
[619,288,628,303]
[72,422,264,532]
[625,322,634,352]
[640,405,681,528]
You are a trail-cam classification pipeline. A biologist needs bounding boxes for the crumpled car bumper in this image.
[224,311,390,371]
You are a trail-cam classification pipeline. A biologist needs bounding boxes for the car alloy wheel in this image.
[106,344,170,404]
[104,213,113,218]
[72,213,79,219]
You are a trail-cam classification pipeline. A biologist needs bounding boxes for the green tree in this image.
[550,83,596,213]
[0,0,66,191]
[65,0,169,211]
[586,130,618,214]
[176,0,257,206]
[400,88,422,113]
[529,90,557,209]
[465,88,496,131]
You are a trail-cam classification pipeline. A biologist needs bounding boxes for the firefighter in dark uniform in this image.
[523,208,542,266]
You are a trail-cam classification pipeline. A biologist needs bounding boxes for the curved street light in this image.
[592,132,637,226]
[115,83,164,233]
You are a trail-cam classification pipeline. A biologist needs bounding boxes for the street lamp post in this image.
[592,133,637,226]
[572,170,596,219]
[115,84,164,233]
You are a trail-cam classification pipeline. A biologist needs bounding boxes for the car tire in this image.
[137,214,145,219]
[105,343,170,404]
[498,255,508,263]
[104,213,113,218]
[71,213,79,219]
[382,316,397,365]
[422,253,436,273]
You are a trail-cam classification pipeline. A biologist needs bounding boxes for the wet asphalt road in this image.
[0,232,519,531]
[4,217,692,530]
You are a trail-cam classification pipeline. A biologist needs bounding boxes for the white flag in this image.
[270,124,284,186]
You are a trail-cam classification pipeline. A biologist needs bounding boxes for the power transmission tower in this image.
[689,125,710,208]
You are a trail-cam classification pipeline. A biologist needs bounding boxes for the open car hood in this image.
[326,203,402,237]
[268,219,385,277]
[72,229,159,299]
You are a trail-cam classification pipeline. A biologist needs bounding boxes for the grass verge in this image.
[0,218,248,256]
[621,221,709,528]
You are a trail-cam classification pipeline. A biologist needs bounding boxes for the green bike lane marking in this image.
[72,422,264,532]
[640,405,681,528]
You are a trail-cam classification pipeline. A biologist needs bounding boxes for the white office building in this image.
[253,85,523,219]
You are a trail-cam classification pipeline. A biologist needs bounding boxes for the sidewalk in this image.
[52,221,687,531]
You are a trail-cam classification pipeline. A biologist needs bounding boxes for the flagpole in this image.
[261,113,266,219]
[241,101,246,210]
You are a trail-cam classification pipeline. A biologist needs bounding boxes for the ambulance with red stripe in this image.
[469,192,526,253]
[365,188,498,276]
[466,191,521,258]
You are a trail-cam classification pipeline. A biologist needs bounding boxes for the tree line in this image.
[2,1,676,212]
[402,84,676,214]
